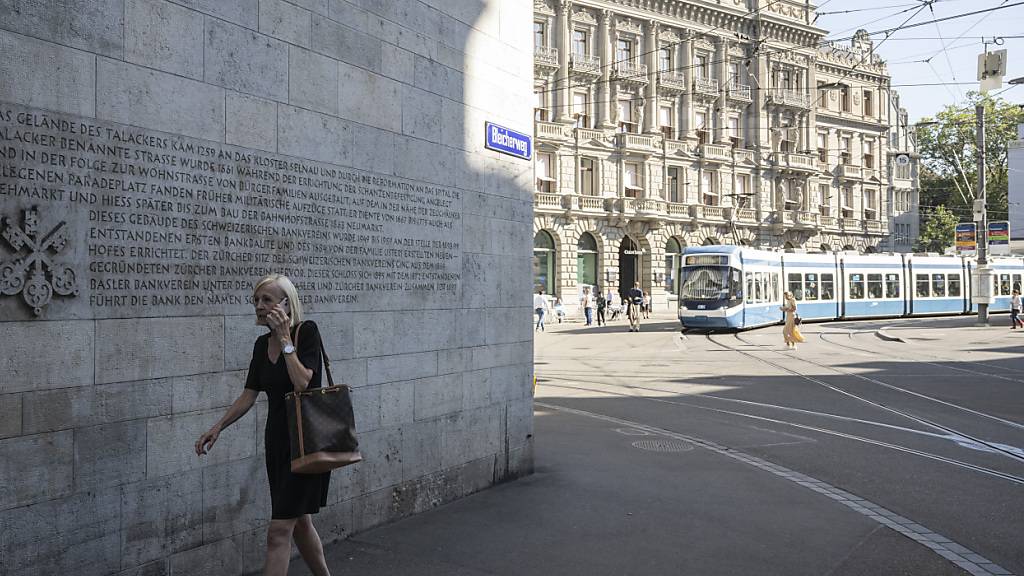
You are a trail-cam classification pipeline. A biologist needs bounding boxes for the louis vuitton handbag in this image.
[285,323,362,474]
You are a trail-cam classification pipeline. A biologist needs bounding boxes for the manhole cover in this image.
[632,439,694,453]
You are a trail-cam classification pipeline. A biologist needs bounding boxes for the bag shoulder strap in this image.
[292,321,337,388]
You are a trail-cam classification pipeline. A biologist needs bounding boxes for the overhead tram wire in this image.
[925,0,964,100]
[534,1,1024,99]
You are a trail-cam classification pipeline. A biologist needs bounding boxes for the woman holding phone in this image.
[195,274,331,576]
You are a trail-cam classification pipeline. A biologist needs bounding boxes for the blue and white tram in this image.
[677,246,1024,330]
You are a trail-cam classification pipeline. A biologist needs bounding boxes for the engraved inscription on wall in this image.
[0,103,462,319]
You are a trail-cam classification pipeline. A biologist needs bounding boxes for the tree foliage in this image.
[913,205,959,253]
[916,92,1024,223]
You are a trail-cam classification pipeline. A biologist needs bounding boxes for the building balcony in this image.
[770,90,811,109]
[862,167,880,182]
[633,198,667,216]
[658,71,687,93]
[840,217,861,231]
[693,77,719,97]
[666,202,690,219]
[820,215,839,230]
[533,192,565,211]
[839,164,862,180]
[568,53,601,77]
[612,61,648,85]
[574,194,609,213]
[727,82,752,102]
[535,121,567,141]
[777,152,817,172]
[615,132,655,150]
[863,217,885,234]
[699,143,731,163]
[818,160,830,174]
[692,204,727,221]
[794,211,819,229]
[734,148,755,164]
[534,46,559,73]
[735,207,757,223]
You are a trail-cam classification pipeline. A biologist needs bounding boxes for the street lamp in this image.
[1008,77,1024,85]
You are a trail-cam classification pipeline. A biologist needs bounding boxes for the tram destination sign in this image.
[484,122,532,160]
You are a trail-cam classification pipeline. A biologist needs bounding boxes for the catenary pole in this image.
[976,101,989,325]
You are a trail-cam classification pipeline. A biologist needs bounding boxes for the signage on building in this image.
[988,221,1010,255]
[955,223,977,256]
[484,122,532,160]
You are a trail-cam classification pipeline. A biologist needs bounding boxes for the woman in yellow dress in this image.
[781,291,805,350]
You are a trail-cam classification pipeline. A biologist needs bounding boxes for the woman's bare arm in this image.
[195,389,259,455]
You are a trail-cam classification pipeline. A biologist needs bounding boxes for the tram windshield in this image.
[680,266,742,301]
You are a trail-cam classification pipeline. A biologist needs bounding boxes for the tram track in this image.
[718,332,1024,464]
[536,377,1024,486]
[817,328,1024,383]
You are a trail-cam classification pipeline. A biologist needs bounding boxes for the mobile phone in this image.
[280,297,290,314]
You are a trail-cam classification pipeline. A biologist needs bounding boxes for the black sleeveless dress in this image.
[245,321,330,519]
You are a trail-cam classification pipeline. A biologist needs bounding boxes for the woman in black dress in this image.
[195,274,331,576]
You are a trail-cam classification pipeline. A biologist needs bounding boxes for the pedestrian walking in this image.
[534,289,548,332]
[195,274,332,576]
[582,287,595,326]
[642,292,651,319]
[596,286,607,326]
[1011,290,1023,329]
[780,291,805,350]
[626,283,644,332]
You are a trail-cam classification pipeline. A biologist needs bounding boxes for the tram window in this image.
[754,272,763,301]
[884,273,900,298]
[932,274,946,297]
[867,274,883,299]
[849,274,865,299]
[1013,274,1021,292]
[1000,274,1011,295]
[788,273,803,300]
[772,274,780,302]
[746,273,754,303]
[730,269,743,300]
[916,274,930,298]
[948,275,962,297]
[821,274,834,300]
[805,273,819,300]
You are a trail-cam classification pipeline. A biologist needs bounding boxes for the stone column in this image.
[714,37,728,143]
[643,19,658,134]
[806,56,817,153]
[555,0,572,123]
[598,9,610,127]
[681,35,694,139]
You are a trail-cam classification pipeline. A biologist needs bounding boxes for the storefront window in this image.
[664,238,682,294]
[577,232,598,286]
[533,231,555,294]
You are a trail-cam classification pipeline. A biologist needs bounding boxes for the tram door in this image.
[618,236,643,298]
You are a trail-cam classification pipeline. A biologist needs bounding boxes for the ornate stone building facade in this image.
[531,0,920,310]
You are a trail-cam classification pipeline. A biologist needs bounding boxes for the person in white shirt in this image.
[534,289,549,332]
[581,287,595,326]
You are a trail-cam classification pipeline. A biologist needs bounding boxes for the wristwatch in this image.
[282,343,296,355]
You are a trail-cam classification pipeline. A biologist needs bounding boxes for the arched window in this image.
[784,241,795,250]
[664,238,684,294]
[864,245,878,254]
[577,232,598,287]
[533,230,556,294]
[820,243,832,253]
[702,237,718,246]
[843,244,856,251]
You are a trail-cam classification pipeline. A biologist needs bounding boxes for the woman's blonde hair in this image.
[253,274,303,327]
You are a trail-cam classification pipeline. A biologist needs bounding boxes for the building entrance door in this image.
[618,236,643,298]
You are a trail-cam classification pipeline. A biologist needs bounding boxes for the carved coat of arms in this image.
[1,208,79,315]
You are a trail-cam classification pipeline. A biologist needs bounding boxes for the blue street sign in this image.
[484,122,532,160]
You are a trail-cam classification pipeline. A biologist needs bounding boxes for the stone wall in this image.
[0,1,534,574]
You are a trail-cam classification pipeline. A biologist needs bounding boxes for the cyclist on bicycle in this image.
[626,283,644,332]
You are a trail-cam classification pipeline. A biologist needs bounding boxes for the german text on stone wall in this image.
[0,103,462,319]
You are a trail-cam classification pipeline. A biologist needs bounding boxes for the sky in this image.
[813,0,1024,122]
